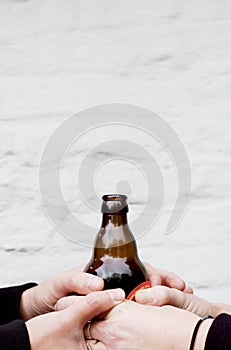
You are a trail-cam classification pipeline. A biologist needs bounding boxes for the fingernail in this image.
[136,290,157,304]
[87,277,103,291]
[109,289,125,301]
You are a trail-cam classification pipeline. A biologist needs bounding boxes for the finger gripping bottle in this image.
[84,194,150,299]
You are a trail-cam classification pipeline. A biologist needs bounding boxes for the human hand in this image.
[87,300,213,350]
[52,263,194,312]
[135,285,231,318]
[144,262,193,293]
[20,266,104,321]
[26,288,125,350]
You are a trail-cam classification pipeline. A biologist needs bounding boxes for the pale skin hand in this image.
[26,289,125,350]
[53,264,193,311]
[83,300,212,350]
[20,264,192,321]
[135,285,231,317]
[56,292,213,350]
[20,267,104,321]
[54,268,208,350]
[144,262,193,293]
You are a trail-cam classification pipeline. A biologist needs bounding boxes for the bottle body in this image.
[84,194,148,297]
[85,255,148,297]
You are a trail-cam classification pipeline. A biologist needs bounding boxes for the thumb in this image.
[65,289,125,326]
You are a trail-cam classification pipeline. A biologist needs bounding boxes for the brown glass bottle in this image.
[84,194,148,297]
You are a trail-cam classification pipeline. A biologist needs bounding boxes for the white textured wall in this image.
[0,0,231,303]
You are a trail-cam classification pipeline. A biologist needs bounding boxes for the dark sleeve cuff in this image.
[0,283,37,324]
[0,319,31,350]
[205,313,231,350]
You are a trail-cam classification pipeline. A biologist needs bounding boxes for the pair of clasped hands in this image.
[22,263,230,350]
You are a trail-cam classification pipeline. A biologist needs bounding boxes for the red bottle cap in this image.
[127,281,151,301]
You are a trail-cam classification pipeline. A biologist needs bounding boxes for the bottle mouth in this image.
[102,194,128,201]
[101,194,128,213]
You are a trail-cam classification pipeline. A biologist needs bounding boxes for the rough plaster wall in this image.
[0,0,231,303]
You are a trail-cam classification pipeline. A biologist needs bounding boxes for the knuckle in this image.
[162,288,171,303]
[70,271,87,291]
[155,285,171,303]
[56,298,67,311]
[85,292,101,307]
[55,299,62,310]
[68,271,78,290]
[101,321,120,342]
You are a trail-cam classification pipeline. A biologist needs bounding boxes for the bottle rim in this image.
[101,194,128,213]
[102,194,128,201]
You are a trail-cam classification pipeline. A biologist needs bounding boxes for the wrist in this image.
[193,319,213,350]
[26,318,41,350]
[20,286,37,321]
[211,303,231,317]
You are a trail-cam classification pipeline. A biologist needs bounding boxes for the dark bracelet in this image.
[189,315,213,350]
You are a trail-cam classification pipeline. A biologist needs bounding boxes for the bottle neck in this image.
[101,213,128,228]
[93,212,137,258]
